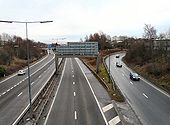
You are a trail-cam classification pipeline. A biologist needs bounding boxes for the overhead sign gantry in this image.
[55,42,99,73]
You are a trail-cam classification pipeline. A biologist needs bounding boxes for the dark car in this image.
[116,55,120,58]
[130,72,140,81]
[116,62,122,67]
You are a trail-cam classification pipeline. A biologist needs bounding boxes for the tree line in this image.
[0,33,47,76]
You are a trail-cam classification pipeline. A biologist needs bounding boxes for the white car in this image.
[17,70,26,76]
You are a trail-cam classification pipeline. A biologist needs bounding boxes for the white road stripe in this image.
[143,93,148,98]
[75,111,77,120]
[102,104,113,113]
[72,75,74,78]
[74,92,76,97]
[14,84,17,87]
[73,82,75,85]
[38,75,41,78]
[2,92,6,95]
[31,82,35,85]
[7,89,10,92]
[76,59,108,125]
[43,59,66,125]
[17,92,23,97]
[122,73,124,76]
[130,81,133,85]
[108,116,120,125]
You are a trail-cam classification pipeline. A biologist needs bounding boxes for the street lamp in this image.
[0,20,53,121]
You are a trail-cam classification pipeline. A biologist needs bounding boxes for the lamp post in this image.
[0,20,53,121]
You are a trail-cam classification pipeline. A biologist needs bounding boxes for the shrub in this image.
[0,66,6,77]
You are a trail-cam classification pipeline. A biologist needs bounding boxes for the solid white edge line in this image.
[43,59,67,125]
[76,59,109,125]
[75,111,77,120]
[143,93,148,99]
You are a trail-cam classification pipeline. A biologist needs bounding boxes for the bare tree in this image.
[143,24,157,39]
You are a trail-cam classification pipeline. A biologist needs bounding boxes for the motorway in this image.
[0,54,56,125]
[44,58,106,125]
[105,53,170,125]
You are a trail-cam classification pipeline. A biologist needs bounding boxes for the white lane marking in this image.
[76,59,108,125]
[31,82,35,85]
[143,93,148,99]
[38,75,41,78]
[72,70,74,73]
[2,92,6,95]
[75,111,77,120]
[17,82,20,86]
[123,63,170,98]
[17,92,23,97]
[74,92,76,97]
[19,81,22,84]
[102,104,113,113]
[72,75,74,78]
[7,89,10,92]
[73,82,75,85]
[44,70,46,73]
[130,81,133,85]
[12,56,57,125]
[108,116,121,125]
[14,84,17,87]
[0,55,49,84]
[43,59,67,125]
[122,73,125,76]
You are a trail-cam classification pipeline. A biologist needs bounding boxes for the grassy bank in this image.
[81,49,124,102]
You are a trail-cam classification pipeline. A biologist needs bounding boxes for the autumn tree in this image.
[143,24,157,39]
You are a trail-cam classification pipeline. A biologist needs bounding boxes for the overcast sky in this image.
[0,0,170,43]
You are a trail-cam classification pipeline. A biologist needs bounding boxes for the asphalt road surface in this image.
[44,58,106,125]
[105,53,170,125]
[0,54,57,125]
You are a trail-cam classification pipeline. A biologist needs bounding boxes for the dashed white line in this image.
[7,89,10,92]
[73,82,75,85]
[122,73,125,76]
[74,92,76,97]
[31,82,35,85]
[38,75,41,78]
[143,93,148,99]
[2,92,6,95]
[75,111,77,120]
[14,84,17,87]
[72,75,74,78]
[102,104,113,113]
[17,92,23,97]
[130,81,133,85]
[108,116,121,125]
